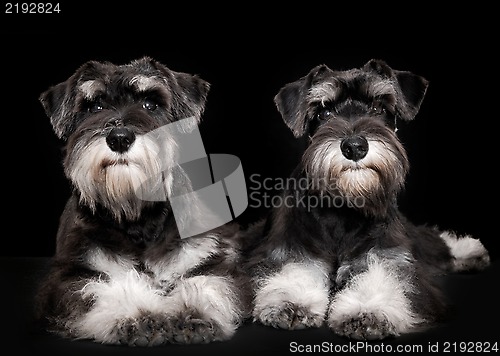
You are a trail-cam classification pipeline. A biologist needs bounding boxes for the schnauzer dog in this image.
[35,57,249,346]
[246,59,490,340]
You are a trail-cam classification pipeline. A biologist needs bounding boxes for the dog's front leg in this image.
[161,275,244,344]
[327,249,423,340]
[252,260,330,330]
[72,273,243,346]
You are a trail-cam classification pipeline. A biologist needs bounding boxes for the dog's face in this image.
[274,59,428,216]
[40,57,210,221]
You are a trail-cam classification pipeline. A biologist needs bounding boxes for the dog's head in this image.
[40,56,210,221]
[274,59,428,216]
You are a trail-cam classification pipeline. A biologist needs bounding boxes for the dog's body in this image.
[245,59,490,340]
[35,57,250,346]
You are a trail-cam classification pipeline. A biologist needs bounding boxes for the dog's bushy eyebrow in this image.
[308,75,397,107]
[366,79,397,98]
[129,75,165,92]
[127,75,172,106]
[307,81,341,106]
[78,80,106,100]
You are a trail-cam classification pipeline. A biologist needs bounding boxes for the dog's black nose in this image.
[106,127,136,153]
[341,136,369,161]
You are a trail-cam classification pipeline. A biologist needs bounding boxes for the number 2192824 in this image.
[5,3,60,14]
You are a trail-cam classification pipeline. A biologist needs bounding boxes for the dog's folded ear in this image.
[147,58,210,131]
[39,75,80,140]
[274,65,332,138]
[363,59,429,121]
[40,60,114,140]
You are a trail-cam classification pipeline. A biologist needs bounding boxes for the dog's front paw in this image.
[167,309,231,344]
[117,314,170,346]
[328,312,397,340]
[254,301,325,330]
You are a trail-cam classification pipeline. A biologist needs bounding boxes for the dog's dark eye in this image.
[143,98,158,111]
[369,100,386,115]
[88,102,103,113]
[316,108,333,121]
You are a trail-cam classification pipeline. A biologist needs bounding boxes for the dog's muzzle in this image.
[340,135,368,162]
[106,127,136,153]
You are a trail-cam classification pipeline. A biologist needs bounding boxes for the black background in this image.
[1,6,497,259]
[1,4,499,355]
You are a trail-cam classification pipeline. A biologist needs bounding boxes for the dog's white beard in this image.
[68,135,175,221]
[306,139,403,202]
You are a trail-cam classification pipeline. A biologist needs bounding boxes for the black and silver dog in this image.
[246,59,490,340]
[35,57,249,346]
